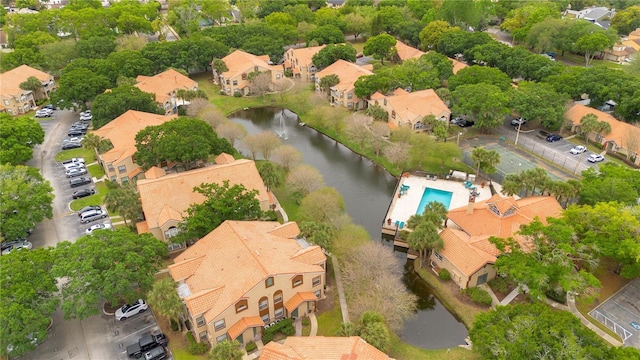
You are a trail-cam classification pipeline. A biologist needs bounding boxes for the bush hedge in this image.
[438,268,451,281]
[262,318,295,344]
[545,288,567,304]
[462,287,493,306]
[186,331,209,355]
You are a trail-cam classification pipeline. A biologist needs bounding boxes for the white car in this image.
[66,167,88,177]
[85,223,113,234]
[63,136,84,143]
[587,154,605,163]
[34,109,52,118]
[115,299,148,321]
[63,162,86,171]
[80,113,93,121]
[62,157,85,166]
[569,145,587,155]
[511,117,527,126]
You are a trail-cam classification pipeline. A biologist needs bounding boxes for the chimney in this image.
[466,194,476,214]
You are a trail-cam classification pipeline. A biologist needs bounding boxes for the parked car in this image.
[63,162,86,171]
[511,117,527,126]
[80,113,93,121]
[73,188,96,199]
[144,346,167,360]
[78,205,102,217]
[80,110,91,117]
[69,177,91,188]
[115,299,148,321]
[85,223,113,234]
[61,141,82,150]
[63,136,84,144]
[569,145,587,155]
[70,123,89,130]
[68,129,86,137]
[66,167,88,178]
[1,240,33,255]
[35,109,52,118]
[587,154,605,163]
[546,134,563,142]
[62,157,86,165]
[126,333,168,358]
[43,104,55,110]
[457,119,475,127]
[79,209,107,223]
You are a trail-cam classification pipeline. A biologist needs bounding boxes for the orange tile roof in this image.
[268,222,301,239]
[221,50,272,79]
[215,153,235,164]
[394,40,425,61]
[284,291,318,312]
[0,65,53,97]
[136,221,149,234]
[168,221,326,322]
[451,58,468,74]
[630,28,640,39]
[289,45,326,66]
[136,158,269,230]
[566,103,640,149]
[260,336,394,360]
[316,60,373,93]
[228,316,265,340]
[93,110,176,166]
[438,228,496,277]
[134,69,197,104]
[381,89,450,122]
[144,166,166,179]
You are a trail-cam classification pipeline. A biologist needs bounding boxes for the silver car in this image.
[66,167,88,178]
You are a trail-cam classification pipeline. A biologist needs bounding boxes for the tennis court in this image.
[484,142,562,181]
[589,279,640,349]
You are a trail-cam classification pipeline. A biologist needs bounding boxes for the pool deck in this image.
[382,172,502,236]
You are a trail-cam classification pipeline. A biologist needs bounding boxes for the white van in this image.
[80,210,107,224]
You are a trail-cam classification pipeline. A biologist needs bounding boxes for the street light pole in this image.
[517,162,522,174]
[515,121,522,146]
[457,131,463,146]
[573,150,585,175]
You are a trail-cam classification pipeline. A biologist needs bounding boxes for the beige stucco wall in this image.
[102,156,138,185]
[430,251,469,289]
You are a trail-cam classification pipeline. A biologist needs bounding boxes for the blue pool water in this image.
[416,188,453,214]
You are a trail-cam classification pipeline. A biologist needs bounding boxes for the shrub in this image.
[170,318,179,332]
[281,322,295,336]
[488,276,514,294]
[186,331,209,355]
[545,288,567,304]
[233,91,243,97]
[262,318,295,344]
[438,268,451,281]
[245,341,257,353]
[462,287,493,306]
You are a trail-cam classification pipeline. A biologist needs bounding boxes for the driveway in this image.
[589,279,640,349]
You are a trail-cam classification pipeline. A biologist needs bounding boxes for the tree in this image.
[19,76,45,100]
[579,163,640,206]
[257,161,282,192]
[298,187,346,226]
[611,5,640,35]
[147,278,184,332]
[209,340,243,360]
[318,74,339,97]
[210,58,228,80]
[363,33,396,65]
[179,181,264,241]
[0,249,59,357]
[0,165,53,242]
[345,113,372,150]
[243,131,281,161]
[509,81,568,131]
[76,36,117,59]
[452,83,510,132]
[0,114,44,165]
[53,230,167,320]
[576,32,616,66]
[358,311,391,353]
[383,142,409,170]
[470,303,615,360]
[406,201,447,261]
[134,118,233,171]
[624,125,640,161]
[312,44,357,69]
[419,20,459,51]
[370,122,390,157]
[500,2,560,44]
[286,164,325,200]
[247,71,272,97]
[366,105,388,122]
[305,24,344,45]
[52,67,110,110]
[272,145,302,172]
[470,147,500,179]
[91,85,164,128]
[431,121,448,142]
[39,40,78,75]
[344,12,369,40]
[580,113,600,144]
[103,186,142,228]
[448,65,512,92]
[491,217,600,300]
[298,221,335,250]
[341,242,417,331]
[215,121,247,147]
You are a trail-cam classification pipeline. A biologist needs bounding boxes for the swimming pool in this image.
[416,187,453,214]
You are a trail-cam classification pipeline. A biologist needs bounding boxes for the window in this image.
[312,276,321,287]
[233,80,238,86]
[254,66,259,72]
[347,102,353,108]
[110,175,117,182]
[118,165,126,173]
[276,73,281,79]
[214,319,226,331]
[274,290,283,304]
[215,333,228,343]
[3,100,9,106]
[434,251,443,262]
[164,102,171,109]
[199,331,208,341]
[292,275,303,288]
[314,290,321,299]
[259,297,268,310]
[274,307,284,318]
[241,73,247,80]
[261,313,270,323]
[167,242,184,251]
[383,99,387,106]
[347,93,353,99]
[121,177,129,184]
[235,299,248,313]
[7,109,13,115]
[165,227,180,239]
[196,316,205,327]
[265,277,274,288]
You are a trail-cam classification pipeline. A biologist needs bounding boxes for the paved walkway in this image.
[500,285,528,305]
[308,312,317,337]
[329,254,350,324]
[567,293,623,347]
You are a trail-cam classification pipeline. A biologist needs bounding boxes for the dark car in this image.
[457,119,475,127]
[61,142,82,150]
[546,134,563,142]
[144,346,167,360]
[68,129,86,136]
[43,104,55,110]
[126,333,168,358]
[70,177,91,188]
[73,188,95,199]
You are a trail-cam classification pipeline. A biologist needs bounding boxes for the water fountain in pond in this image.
[275,109,288,140]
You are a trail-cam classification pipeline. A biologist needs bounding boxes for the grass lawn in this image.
[87,163,105,178]
[389,334,479,360]
[55,148,95,163]
[316,304,343,337]
[555,53,625,70]
[69,181,109,211]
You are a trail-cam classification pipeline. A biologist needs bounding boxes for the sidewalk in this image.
[567,293,623,347]
[329,254,350,324]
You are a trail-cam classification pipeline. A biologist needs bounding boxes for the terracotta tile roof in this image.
[260,336,394,360]
[382,89,450,122]
[228,316,265,340]
[168,221,326,322]
[169,255,206,281]
[93,110,176,165]
[316,60,373,93]
[0,65,53,96]
[268,222,300,239]
[566,103,640,149]
[215,153,235,164]
[371,92,385,100]
[291,246,327,265]
[394,40,425,61]
[136,158,269,230]
[144,166,166,179]
[156,205,183,229]
[284,291,318,312]
[128,167,142,178]
[290,45,326,66]
[136,221,149,234]
[185,287,225,317]
[221,50,272,79]
[451,58,468,74]
[447,195,563,241]
[630,28,640,39]
[439,228,496,277]
[134,69,197,104]
[359,64,374,71]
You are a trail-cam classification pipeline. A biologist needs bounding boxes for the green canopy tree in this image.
[419,20,459,51]
[363,33,396,65]
[406,201,447,261]
[0,164,53,242]
[52,67,110,110]
[448,66,512,92]
[53,230,168,320]
[209,340,243,360]
[103,186,142,228]
[575,31,616,66]
[318,74,339,97]
[0,249,59,358]
[470,147,500,179]
[298,187,346,226]
[611,5,640,35]
[0,114,44,165]
[19,76,45,100]
[451,83,510,133]
[312,44,357,69]
[257,161,282,192]
[299,221,335,251]
[509,81,569,131]
[147,278,184,332]
[91,85,164,128]
[579,163,640,205]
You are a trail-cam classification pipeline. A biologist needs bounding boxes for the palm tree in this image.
[407,222,444,261]
[579,114,599,143]
[470,147,500,179]
[104,186,141,227]
[210,340,243,360]
[147,278,184,332]
[83,133,103,153]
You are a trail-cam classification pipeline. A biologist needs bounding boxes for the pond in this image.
[228,107,468,349]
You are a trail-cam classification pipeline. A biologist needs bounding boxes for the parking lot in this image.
[589,279,640,349]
